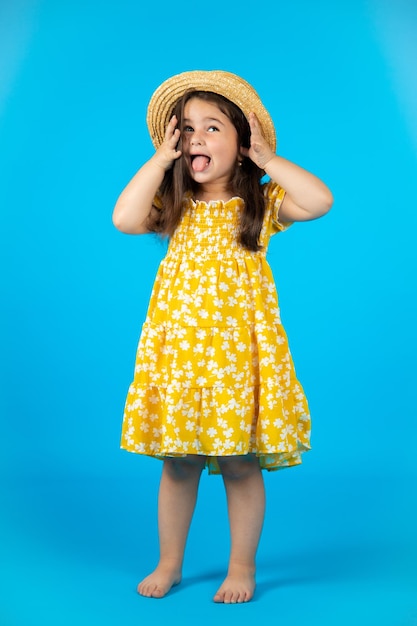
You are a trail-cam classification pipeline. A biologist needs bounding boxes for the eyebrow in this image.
[183,116,225,126]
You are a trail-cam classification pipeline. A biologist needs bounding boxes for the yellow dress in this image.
[120,181,311,474]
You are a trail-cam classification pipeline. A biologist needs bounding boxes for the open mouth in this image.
[191,155,211,172]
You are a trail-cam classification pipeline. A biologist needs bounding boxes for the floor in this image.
[2,465,416,626]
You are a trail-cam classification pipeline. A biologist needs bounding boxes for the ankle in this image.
[157,556,183,573]
[228,559,256,576]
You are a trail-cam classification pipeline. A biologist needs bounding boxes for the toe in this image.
[139,583,155,597]
[231,590,241,604]
[224,589,234,604]
[143,585,153,597]
[152,586,165,598]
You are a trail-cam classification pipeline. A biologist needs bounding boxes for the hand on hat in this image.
[151,115,182,171]
[241,112,276,170]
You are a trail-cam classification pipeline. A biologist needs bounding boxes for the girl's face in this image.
[181,97,240,187]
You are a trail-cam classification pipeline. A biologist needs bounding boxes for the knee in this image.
[163,455,206,480]
[217,454,260,481]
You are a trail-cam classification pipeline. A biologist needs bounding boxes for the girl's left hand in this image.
[241,112,275,169]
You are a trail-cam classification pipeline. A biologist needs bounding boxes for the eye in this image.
[183,125,194,132]
[207,125,219,132]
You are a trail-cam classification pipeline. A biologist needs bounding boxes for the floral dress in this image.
[120,181,311,474]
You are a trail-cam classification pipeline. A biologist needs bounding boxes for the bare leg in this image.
[214,454,265,603]
[138,455,206,598]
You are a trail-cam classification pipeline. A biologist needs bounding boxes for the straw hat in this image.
[146,70,276,152]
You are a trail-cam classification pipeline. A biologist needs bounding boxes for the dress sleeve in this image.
[263,180,292,234]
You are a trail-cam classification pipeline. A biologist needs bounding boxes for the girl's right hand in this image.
[151,115,182,171]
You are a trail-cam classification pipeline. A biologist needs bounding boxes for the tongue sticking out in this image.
[192,156,210,172]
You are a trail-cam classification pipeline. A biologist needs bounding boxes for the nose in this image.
[190,132,203,146]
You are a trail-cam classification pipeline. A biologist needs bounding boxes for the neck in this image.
[194,182,234,203]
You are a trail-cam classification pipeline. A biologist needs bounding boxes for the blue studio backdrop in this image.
[1,1,416,625]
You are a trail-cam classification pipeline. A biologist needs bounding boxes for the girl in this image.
[113,70,333,604]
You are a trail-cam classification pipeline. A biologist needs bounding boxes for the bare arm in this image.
[112,116,182,234]
[242,112,333,222]
[264,155,333,222]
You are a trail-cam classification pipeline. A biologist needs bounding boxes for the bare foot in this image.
[213,564,256,604]
[137,564,182,599]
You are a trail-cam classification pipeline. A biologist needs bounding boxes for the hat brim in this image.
[146,70,276,152]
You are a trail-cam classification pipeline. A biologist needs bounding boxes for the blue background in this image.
[1,0,416,624]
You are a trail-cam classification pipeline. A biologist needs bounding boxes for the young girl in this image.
[113,70,333,604]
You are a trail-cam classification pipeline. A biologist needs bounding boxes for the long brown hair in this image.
[147,91,266,251]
